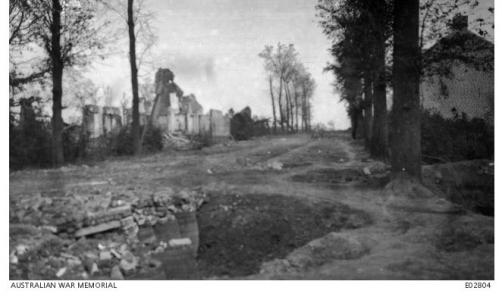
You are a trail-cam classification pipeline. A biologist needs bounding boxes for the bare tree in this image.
[259,43,307,132]
[25,0,106,166]
[103,0,157,154]
[9,0,49,93]
[268,75,277,131]
[127,0,141,154]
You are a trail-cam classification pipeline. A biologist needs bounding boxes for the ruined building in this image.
[148,68,230,140]
[82,68,230,142]
[82,105,122,138]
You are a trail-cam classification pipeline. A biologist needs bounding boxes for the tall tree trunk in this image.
[288,83,293,131]
[51,0,64,166]
[289,85,295,131]
[306,100,311,131]
[294,89,299,132]
[268,76,277,132]
[347,76,362,139]
[284,79,291,131]
[128,0,141,154]
[363,72,373,149]
[371,29,388,159]
[391,0,421,179]
[277,76,284,131]
[302,92,307,131]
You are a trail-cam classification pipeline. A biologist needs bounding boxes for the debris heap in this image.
[10,188,207,280]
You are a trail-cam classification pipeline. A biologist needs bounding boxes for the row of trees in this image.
[316,0,490,184]
[259,43,316,132]
[9,0,154,166]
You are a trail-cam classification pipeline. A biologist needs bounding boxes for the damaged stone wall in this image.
[103,107,122,135]
[83,105,104,138]
[209,109,230,140]
[123,108,148,127]
[83,105,124,138]
[149,68,230,141]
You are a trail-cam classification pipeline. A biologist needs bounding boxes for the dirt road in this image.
[9,132,494,279]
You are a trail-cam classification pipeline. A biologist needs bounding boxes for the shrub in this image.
[230,112,254,140]
[142,126,163,153]
[191,133,213,148]
[421,109,493,163]
[112,125,163,156]
[10,117,52,170]
[9,117,83,170]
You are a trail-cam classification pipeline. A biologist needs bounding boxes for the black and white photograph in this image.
[6,0,496,293]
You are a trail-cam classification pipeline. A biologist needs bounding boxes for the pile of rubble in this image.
[162,132,195,150]
[10,188,207,280]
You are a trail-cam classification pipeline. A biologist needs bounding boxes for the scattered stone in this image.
[40,225,58,234]
[168,238,192,247]
[207,169,213,174]
[153,189,174,205]
[119,244,128,255]
[109,199,125,208]
[268,161,283,170]
[67,257,82,268]
[15,244,28,256]
[110,265,124,280]
[83,257,98,273]
[119,257,137,274]
[363,167,371,176]
[148,258,162,268]
[90,263,99,275]
[56,267,67,278]
[60,253,78,260]
[84,205,132,227]
[10,253,18,264]
[121,216,135,228]
[99,251,112,261]
[137,226,157,245]
[123,223,139,240]
[110,249,122,259]
[75,220,122,238]
[153,241,168,254]
[133,214,146,226]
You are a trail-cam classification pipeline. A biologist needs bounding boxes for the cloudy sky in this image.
[86,0,494,130]
[87,0,349,129]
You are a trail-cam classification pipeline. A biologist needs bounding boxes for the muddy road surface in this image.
[9,132,493,279]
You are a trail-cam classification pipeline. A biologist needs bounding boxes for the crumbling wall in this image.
[188,114,200,134]
[199,115,210,134]
[103,106,122,135]
[210,109,229,137]
[124,108,147,126]
[174,114,186,132]
[83,105,103,138]
[147,68,229,141]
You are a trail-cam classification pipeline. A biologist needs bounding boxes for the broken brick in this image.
[110,265,124,280]
[99,251,112,261]
[75,220,121,238]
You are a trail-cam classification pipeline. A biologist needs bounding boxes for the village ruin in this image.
[82,68,231,143]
